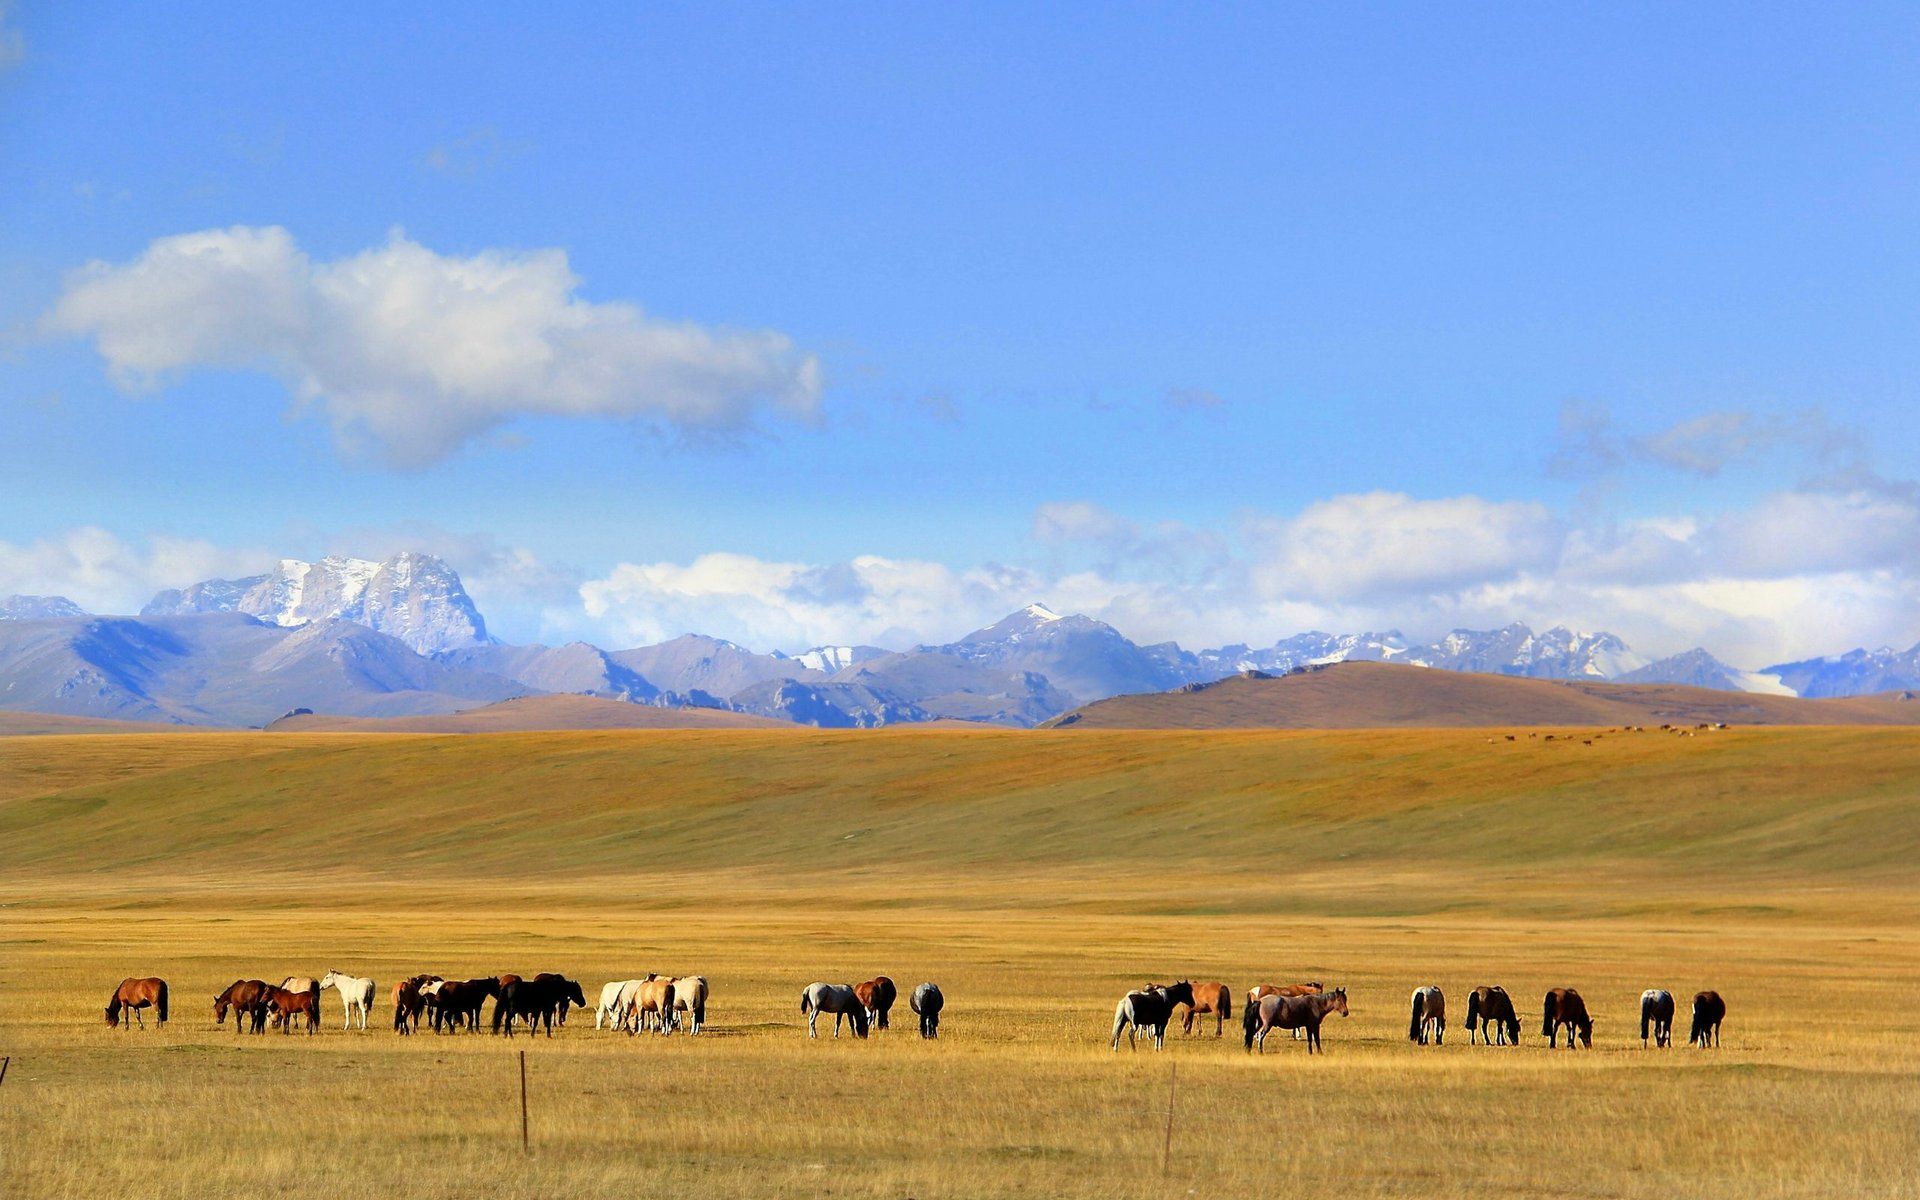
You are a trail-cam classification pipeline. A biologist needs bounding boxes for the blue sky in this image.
[3,3,1919,663]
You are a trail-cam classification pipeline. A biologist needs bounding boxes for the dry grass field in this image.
[3,726,1919,1198]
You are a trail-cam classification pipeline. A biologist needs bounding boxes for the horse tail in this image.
[1640,993,1653,1041]
[491,990,508,1035]
[156,981,169,1024]
[800,991,812,1016]
[1542,991,1556,1038]
[1464,991,1479,1032]
[1241,998,1258,1050]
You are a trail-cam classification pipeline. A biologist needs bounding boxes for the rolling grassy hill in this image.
[263,693,795,732]
[7,725,1919,906]
[1046,660,1920,729]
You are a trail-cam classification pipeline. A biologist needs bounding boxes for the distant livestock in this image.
[1542,988,1593,1048]
[855,976,897,1031]
[1690,991,1726,1047]
[105,977,168,1029]
[1464,985,1519,1045]
[1175,981,1233,1037]
[800,982,871,1039]
[1244,986,1348,1054]
[1408,985,1445,1045]
[319,970,376,1031]
[1640,989,1675,1047]
[1110,981,1195,1051]
[910,982,944,1038]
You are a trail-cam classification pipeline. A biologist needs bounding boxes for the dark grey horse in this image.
[910,982,944,1039]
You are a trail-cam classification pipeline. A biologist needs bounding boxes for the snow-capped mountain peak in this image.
[142,551,491,655]
[0,595,89,620]
[1023,603,1064,623]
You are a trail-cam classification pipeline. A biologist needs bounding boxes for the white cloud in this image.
[1244,491,1561,603]
[580,552,1046,651]
[46,226,823,466]
[0,528,269,615]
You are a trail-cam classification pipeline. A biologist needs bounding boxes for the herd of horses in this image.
[1108,980,1728,1053]
[107,972,1727,1054]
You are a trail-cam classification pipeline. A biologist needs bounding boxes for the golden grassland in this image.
[3,726,1919,1198]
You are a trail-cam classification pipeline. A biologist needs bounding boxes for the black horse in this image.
[1464,985,1520,1045]
[432,978,501,1033]
[494,975,588,1037]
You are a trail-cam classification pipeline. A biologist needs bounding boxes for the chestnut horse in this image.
[1689,991,1725,1047]
[1464,985,1520,1045]
[1244,987,1349,1053]
[265,984,320,1034]
[105,977,168,1028]
[214,979,274,1034]
[1175,981,1232,1037]
[1408,986,1445,1045]
[1542,988,1593,1048]
[854,976,897,1031]
[392,978,427,1035]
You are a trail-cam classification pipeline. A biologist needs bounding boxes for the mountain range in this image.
[1,550,1916,728]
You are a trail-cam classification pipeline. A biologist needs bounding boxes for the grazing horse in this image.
[1175,981,1233,1037]
[392,978,425,1035]
[613,976,656,1032]
[1244,987,1349,1054]
[1464,986,1520,1045]
[628,976,677,1035]
[910,982,944,1039]
[272,977,321,1030]
[429,978,500,1032]
[495,975,587,1037]
[530,972,581,1027]
[1110,981,1196,1051]
[265,984,320,1034]
[1542,988,1593,1048]
[854,976,897,1031]
[406,975,442,1032]
[594,980,636,1030]
[320,970,376,1031]
[1640,989,1675,1047]
[214,979,274,1034]
[105,977,168,1029]
[800,982,871,1039]
[1689,991,1725,1047]
[1248,981,1322,1039]
[1409,986,1445,1045]
[670,976,709,1035]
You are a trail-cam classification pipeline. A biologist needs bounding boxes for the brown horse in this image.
[1689,991,1725,1047]
[1244,987,1348,1053]
[1464,985,1520,1045]
[1175,981,1233,1037]
[1248,982,1322,1039]
[392,978,425,1035]
[1542,988,1593,1048]
[105,977,168,1028]
[214,979,274,1034]
[265,984,320,1034]
[854,976,897,1031]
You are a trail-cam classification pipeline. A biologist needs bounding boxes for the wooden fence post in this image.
[519,1050,530,1152]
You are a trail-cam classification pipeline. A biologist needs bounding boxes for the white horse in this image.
[799,982,869,1038]
[594,980,635,1030]
[670,976,708,1035]
[319,970,376,1030]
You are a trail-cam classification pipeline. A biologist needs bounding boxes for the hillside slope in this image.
[1045,661,1920,729]
[265,693,792,732]
[5,726,1919,892]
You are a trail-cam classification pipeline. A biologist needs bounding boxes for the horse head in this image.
[565,979,588,1008]
[849,1004,871,1038]
[1165,980,1196,1007]
[1329,987,1350,1017]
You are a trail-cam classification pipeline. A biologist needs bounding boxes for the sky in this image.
[3,3,1919,665]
